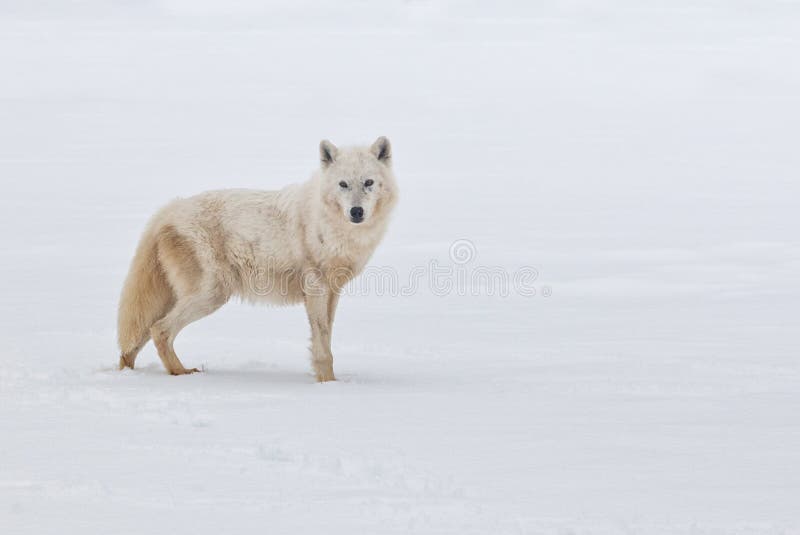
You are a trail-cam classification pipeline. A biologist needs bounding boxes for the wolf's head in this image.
[318,137,398,228]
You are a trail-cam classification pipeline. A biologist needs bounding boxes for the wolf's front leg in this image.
[304,291,336,382]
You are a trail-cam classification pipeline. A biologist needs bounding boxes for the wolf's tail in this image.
[117,229,174,369]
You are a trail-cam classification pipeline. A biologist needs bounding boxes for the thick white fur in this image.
[117,137,398,381]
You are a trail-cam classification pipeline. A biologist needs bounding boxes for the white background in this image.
[1,1,799,533]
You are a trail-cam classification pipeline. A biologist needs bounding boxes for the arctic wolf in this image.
[117,137,397,381]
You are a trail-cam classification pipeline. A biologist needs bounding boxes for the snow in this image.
[1,1,799,533]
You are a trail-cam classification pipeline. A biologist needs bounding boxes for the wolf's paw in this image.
[170,367,202,376]
[315,370,336,383]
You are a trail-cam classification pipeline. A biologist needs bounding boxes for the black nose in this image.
[350,206,364,221]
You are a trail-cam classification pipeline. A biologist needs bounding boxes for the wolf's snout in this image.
[350,206,364,223]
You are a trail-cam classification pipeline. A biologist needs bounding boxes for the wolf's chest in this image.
[317,239,375,278]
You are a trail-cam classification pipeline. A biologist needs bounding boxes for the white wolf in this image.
[117,137,398,381]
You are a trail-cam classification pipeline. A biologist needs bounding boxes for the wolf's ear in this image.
[320,139,338,168]
[371,136,391,164]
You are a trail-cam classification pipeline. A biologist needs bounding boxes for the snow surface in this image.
[1,1,799,533]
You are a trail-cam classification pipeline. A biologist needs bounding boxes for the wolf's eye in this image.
[364,179,374,188]
[339,181,348,189]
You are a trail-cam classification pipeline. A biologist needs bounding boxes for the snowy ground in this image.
[1,1,799,533]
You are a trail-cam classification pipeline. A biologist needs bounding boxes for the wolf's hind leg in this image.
[151,292,226,375]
